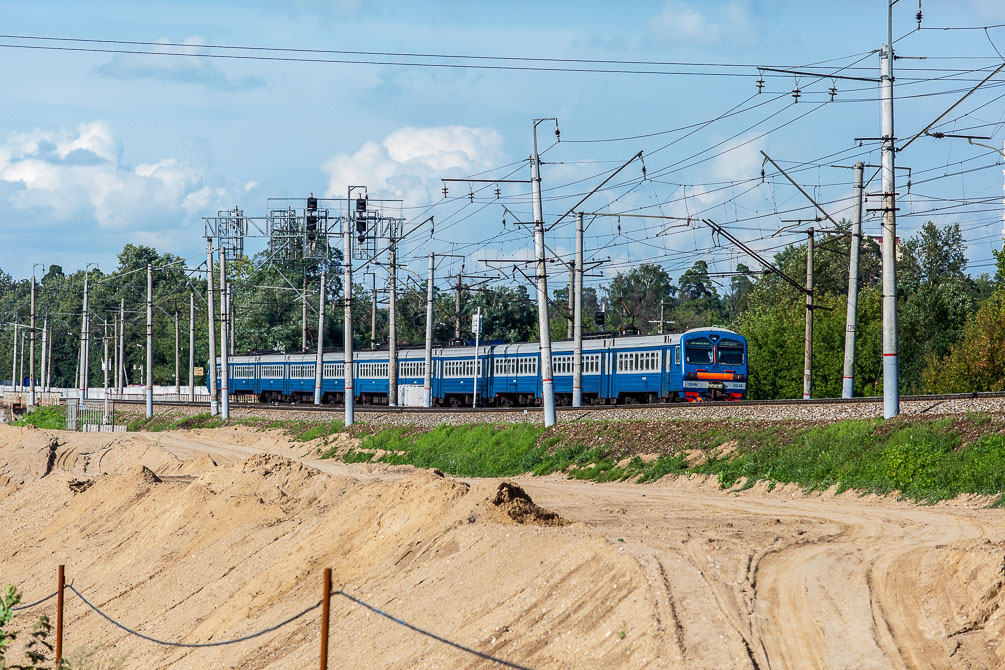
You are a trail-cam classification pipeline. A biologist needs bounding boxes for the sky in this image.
[3,0,1005,298]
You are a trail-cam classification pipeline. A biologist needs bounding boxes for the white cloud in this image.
[322,125,506,205]
[0,121,233,233]
[649,1,753,45]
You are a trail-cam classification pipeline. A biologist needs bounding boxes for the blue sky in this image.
[2,0,1005,295]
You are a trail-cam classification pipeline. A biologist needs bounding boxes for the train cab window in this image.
[684,338,713,365]
[717,339,745,365]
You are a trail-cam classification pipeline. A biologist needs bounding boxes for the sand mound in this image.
[487,481,566,526]
[3,425,1005,669]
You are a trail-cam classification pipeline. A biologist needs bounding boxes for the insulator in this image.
[442,185,448,198]
[829,86,838,102]
[469,191,474,203]
[495,187,501,199]
[760,168,765,183]
[756,77,765,93]
[792,87,801,103]
[642,165,647,179]
[555,127,561,140]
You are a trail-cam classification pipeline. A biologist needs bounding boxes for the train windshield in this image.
[717,339,745,365]
[684,337,713,364]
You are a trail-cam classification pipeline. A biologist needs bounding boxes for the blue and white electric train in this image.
[211,327,748,406]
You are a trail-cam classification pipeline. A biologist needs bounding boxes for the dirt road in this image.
[2,424,1003,669]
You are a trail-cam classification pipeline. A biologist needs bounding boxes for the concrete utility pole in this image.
[370,273,378,349]
[118,298,125,393]
[219,250,230,420]
[803,229,814,400]
[659,300,666,335]
[423,252,435,408]
[40,317,48,394]
[302,275,308,352]
[10,323,16,392]
[79,273,89,402]
[29,275,35,409]
[174,311,180,397]
[472,305,481,408]
[228,285,235,356]
[842,162,865,398]
[454,273,462,341]
[573,212,584,407]
[111,315,117,398]
[388,240,399,406]
[206,240,218,416]
[532,118,557,427]
[343,209,355,426]
[46,320,52,391]
[18,331,25,395]
[567,262,575,340]
[145,263,153,419]
[103,322,109,425]
[880,5,900,419]
[188,293,195,402]
[314,272,326,406]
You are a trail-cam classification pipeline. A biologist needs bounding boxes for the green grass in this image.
[126,413,344,442]
[11,404,66,430]
[320,417,1005,503]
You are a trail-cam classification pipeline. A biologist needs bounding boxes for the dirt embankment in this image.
[2,423,1005,669]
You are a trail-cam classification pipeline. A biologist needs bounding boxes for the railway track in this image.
[106,390,1005,414]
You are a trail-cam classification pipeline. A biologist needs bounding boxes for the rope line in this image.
[67,584,322,648]
[11,591,57,610]
[64,584,534,668]
[333,590,534,670]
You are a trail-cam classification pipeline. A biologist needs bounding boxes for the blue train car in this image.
[675,328,747,402]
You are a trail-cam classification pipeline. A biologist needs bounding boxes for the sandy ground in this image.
[2,424,1004,670]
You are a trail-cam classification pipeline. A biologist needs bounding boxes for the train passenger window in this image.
[684,338,713,365]
[717,339,745,365]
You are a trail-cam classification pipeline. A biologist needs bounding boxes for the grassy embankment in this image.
[321,416,1005,504]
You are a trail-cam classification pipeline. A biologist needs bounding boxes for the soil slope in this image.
[2,424,1004,669]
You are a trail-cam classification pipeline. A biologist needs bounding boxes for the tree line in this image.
[1,221,1003,397]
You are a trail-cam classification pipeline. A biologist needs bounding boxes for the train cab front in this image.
[681,330,747,402]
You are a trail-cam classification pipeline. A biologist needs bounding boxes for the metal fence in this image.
[65,400,125,432]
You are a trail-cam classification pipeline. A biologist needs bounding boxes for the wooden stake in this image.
[320,568,331,670]
[56,564,64,663]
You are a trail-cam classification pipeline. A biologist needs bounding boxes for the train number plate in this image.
[707,381,724,390]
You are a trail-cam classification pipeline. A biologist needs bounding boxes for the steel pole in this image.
[842,162,864,398]
[46,320,52,391]
[423,252,434,408]
[219,250,230,420]
[29,276,35,408]
[573,212,584,407]
[111,315,117,399]
[145,264,153,419]
[314,272,326,405]
[370,273,377,349]
[455,273,462,341]
[344,212,354,426]
[532,132,557,427]
[388,239,398,406]
[881,34,900,418]
[803,229,814,400]
[206,240,218,416]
